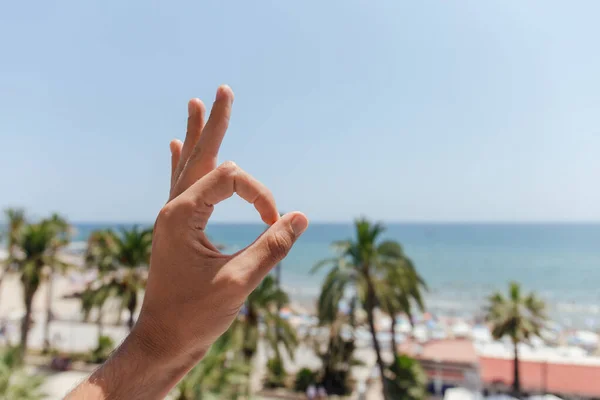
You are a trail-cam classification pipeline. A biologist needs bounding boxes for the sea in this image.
[68,222,600,330]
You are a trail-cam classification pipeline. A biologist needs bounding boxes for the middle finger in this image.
[172,85,234,199]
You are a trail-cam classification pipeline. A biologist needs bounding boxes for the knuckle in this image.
[157,204,175,224]
[159,199,196,225]
[224,271,248,291]
[266,231,293,262]
[218,161,238,176]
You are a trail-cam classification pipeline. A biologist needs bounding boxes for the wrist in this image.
[66,321,207,400]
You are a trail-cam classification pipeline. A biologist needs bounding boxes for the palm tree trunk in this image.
[43,267,54,353]
[97,310,104,342]
[0,268,5,309]
[364,278,388,400]
[243,307,259,363]
[513,339,521,397]
[127,293,137,330]
[389,310,398,360]
[20,286,35,362]
[275,261,282,345]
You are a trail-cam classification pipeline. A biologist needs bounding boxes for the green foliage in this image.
[3,208,25,265]
[486,281,547,395]
[0,347,45,400]
[313,218,425,399]
[241,274,297,362]
[174,331,250,400]
[7,213,72,359]
[89,335,115,363]
[378,251,426,326]
[264,357,287,389]
[294,368,318,392]
[385,355,427,400]
[486,281,547,343]
[82,226,152,329]
[315,322,356,396]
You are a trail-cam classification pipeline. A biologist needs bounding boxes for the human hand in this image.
[67,85,308,400]
[135,85,309,374]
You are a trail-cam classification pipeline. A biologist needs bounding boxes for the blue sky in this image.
[1,1,599,223]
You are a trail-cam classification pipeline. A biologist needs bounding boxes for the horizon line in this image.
[66,220,600,225]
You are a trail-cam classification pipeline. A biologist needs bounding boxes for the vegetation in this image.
[6,213,71,360]
[0,347,45,400]
[0,209,26,307]
[173,331,250,400]
[486,281,547,396]
[385,354,427,400]
[313,218,424,399]
[82,227,152,330]
[264,357,286,388]
[42,213,71,353]
[294,368,318,393]
[379,254,426,358]
[239,274,297,363]
[314,320,356,396]
[89,335,115,364]
[2,209,553,400]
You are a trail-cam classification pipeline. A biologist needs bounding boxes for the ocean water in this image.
[70,222,600,328]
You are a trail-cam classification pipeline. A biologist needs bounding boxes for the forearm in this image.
[66,327,205,400]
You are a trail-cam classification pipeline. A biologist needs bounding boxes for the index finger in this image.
[173,85,234,198]
[177,161,279,230]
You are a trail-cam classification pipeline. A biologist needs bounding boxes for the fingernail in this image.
[291,214,308,236]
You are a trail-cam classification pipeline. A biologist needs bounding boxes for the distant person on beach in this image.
[317,385,328,399]
[306,384,317,400]
[66,85,309,399]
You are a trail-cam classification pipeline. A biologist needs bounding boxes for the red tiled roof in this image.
[399,339,478,365]
[480,357,600,398]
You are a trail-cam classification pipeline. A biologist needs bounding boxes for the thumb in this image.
[238,212,308,286]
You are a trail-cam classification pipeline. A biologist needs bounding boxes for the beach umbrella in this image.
[472,325,492,343]
[568,330,599,348]
[452,321,471,338]
[279,307,292,319]
[378,315,393,330]
[413,324,429,342]
[443,387,481,400]
[431,328,448,340]
[487,395,518,400]
[528,395,563,400]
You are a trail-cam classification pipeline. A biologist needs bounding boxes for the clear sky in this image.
[1,1,599,223]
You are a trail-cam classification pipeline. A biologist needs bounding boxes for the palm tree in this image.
[84,227,152,330]
[80,283,111,342]
[386,354,427,400]
[378,250,426,358]
[42,213,71,353]
[10,218,69,360]
[173,330,250,400]
[0,209,26,307]
[239,274,297,363]
[486,282,547,396]
[0,346,45,399]
[3,209,25,260]
[313,218,414,399]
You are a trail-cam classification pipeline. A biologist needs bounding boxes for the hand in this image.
[67,85,308,400]
[138,85,308,383]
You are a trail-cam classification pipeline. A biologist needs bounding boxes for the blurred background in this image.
[1,1,599,399]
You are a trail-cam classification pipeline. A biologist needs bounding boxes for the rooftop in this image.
[400,339,479,365]
[480,357,600,398]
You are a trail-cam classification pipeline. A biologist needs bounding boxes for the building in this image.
[400,339,481,395]
[400,338,600,399]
